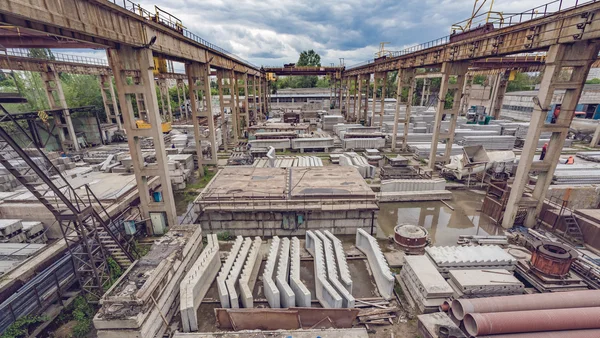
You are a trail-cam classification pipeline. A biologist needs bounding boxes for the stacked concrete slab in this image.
[216,236,244,308]
[239,237,263,308]
[399,255,453,313]
[425,246,517,277]
[459,135,516,150]
[316,231,355,308]
[0,219,26,243]
[379,179,451,202]
[20,221,47,244]
[325,230,353,293]
[226,237,252,308]
[447,269,524,298]
[248,139,291,150]
[291,138,334,152]
[323,115,345,130]
[180,234,220,332]
[263,236,281,308]
[275,237,295,307]
[342,138,386,150]
[306,231,343,308]
[339,152,376,178]
[355,229,394,300]
[289,237,311,307]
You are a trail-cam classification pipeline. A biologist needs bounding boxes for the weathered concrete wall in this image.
[546,185,600,210]
[197,210,377,237]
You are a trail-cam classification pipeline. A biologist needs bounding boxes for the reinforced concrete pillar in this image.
[229,70,239,144]
[186,62,218,176]
[107,46,177,230]
[503,41,600,228]
[489,70,510,120]
[379,72,386,128]
[244,73,250,130]
[392,68,415,152]
[371,73,379,126]
[420,78,431,106]
[157,79,173,122]
[99,74,123,131]
[345,77,351,119]
[460,74,473,116]
[41,66,79,151]
[428,61,469,169]
[257,77,263,121]
[363,75,370,124]
[356,75,362,123]
[216,70,228,151]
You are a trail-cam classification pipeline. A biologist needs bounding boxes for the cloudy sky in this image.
[59,0,555,68]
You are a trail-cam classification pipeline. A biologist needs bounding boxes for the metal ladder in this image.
[0,104,135,297]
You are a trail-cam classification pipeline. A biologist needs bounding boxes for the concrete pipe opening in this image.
[464,314,479,337]
[451,299,468,320]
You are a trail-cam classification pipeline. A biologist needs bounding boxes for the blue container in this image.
[153,191,163,202]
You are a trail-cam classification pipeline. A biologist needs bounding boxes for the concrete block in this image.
[263,236,281,308]
[315,231,355,308]
[305,231,342,308]
[226,237,252,308]
[290,237,311,307]
[216,236,244,308]
[179,234,220,332]
[239,237,263,308]
[324,230,353,293]
[275,237,295,308]
[355,229,394,300]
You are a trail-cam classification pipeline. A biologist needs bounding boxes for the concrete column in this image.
[244,73,250,130]
[175,79,183,121]
[107,46,177,230]
[217,70,228,151]
[229,70,239,144]
[379,72,387,128]
[258,77,263,121]
[392,68,415,152]
[178,79,189,121]
[99,74,123,131]
[503,41,600,228]
[363,75,370,123]
[460,74,473,116]
[428,62,469,169]
[345,77,351,119]
[338,73,343,110]
[158,79,173,122]
[592,123,600,147]
[489,70,510,119]
[420,78,430,106]
[186,62,218,176]
[356,74,363,123]
[371,73,378,126]
[41,66,79,151]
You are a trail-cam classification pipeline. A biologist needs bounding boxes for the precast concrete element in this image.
[305,231,343,308]
[239,237,263,308]
[315,231,355,308]
[476,330,600,338]
[425,245,517,275]
[263,236,281,308]
[275,237,295,307]
[291,138,334,152]
[289,237,311,307]
[324,230,352,293]
[216,236,244,308]
[248,139,291,150]
[452,290,600,321]
[380,179,446,192]
[355,229,394,300]
[464,307,600,336]
[225,237,252,308]
[180,234,220,332]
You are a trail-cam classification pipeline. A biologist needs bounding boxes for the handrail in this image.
[6,48,109,66]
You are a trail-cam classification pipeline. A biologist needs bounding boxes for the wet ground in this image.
[376,190,504,246]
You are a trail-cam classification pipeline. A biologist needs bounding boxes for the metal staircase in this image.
[0,104,135,298]
[563,213,584,246]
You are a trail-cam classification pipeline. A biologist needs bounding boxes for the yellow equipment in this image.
[136,120,172,133]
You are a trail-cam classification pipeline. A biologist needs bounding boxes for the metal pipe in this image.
[477,329,600,338]
[464,307,600,336]
[452,290,600,320]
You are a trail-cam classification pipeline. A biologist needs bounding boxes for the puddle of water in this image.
[377,190,504,246]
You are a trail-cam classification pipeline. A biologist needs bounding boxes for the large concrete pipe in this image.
[478,329,600,338]
[452,290,600,320]
[464,307,600,336]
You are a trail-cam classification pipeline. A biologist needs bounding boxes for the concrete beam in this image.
[305,231,343,308]
[180,234,220,332]
[355,229,394,300]
[216,236,244,308]
[238,237,263,308]
[290,237,311,307]
[275,237,295,308]
[324,230,353,293]
[226,237,252,308]
[263,236,281,308]
[315,231,355,308]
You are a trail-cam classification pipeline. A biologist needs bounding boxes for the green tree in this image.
[295,49,321,88]
[586,78,600,84]
[27,48,55,60]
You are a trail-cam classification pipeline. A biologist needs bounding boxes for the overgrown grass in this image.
[1,315,46,338]
[180,167,217,203]
[132,240,151,259]
[217,231,234,241]
[46,296,96,338]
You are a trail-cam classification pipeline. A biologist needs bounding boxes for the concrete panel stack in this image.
[380,155,419,180]
[379,179,451,202]
[248,139,291,150]
[316,231,354,308]
[226,237,252,308]
[425,246,517,277]
[275,237,295,307]
[180,234,220,332]
[20,221,47,244]
[325,230,353,293]
[459,135,516,150]
[305,231,342,308]
[94,225,203,338]
[289,237,311,307]
[447,269,524,298]
[263,236,281,308]
[291,138,334,152]
[323,115,345,131]
[338,152,375,178]
[399,255,453,313]
[239,237,263,308]
[217,236,244,308]
[0,219,26,243]
[333,124,363,137]
[453,129,501,142]
[342,138,386,150]
[355,229,394,300]
[408,143,464,160]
